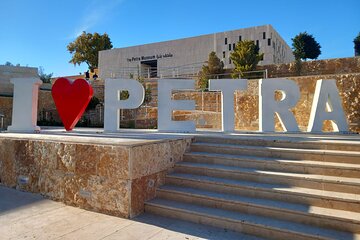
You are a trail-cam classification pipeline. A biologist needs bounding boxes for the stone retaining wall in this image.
[0,96,12,129]
[0,68,358,132]
[0,90,60,129]
[0,135,192,218]
[233,74,360,132]
[123,73,359,133]
[258,57,360,78]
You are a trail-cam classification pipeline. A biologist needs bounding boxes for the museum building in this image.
[99,24,295,79]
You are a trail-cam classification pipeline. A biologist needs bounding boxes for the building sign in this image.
[127,53,173,62]
[6,77,348,133]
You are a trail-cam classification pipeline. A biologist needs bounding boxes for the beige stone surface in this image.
[130,171,167,217]
[1,58,359,131]
[0,186,257,240]
[1,129,359,219]
[0,96,13,128]
[130,138,192,179]
[0,89,59,129]
[258,57,360,77]
[0,131,192,218]
[116,72,360,133]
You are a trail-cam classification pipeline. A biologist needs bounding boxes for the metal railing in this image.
[108,62,205,79]
[107,61,268,80]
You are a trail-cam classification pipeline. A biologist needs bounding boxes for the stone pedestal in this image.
[0,132,192,218]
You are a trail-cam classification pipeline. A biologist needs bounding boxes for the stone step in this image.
[174,162,360,194]
[191,142,360,164]
[194,136,360,152]
[184,152,360,178]
[156,185,360,233]
[165,173,360,212]
[145,198,357,240]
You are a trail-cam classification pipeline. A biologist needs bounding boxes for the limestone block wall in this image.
[113,73,359,133]
[258,57,360,78]
[92,79,104,101]
[0,63,358,132]
[173,110,222,129]
[37,89,60,122]
[119,91,222,129]
[0,136,192,218]
[129,74,359,133]
[0,90,60,129]
[0,96,12,128]
[234,74,360,132]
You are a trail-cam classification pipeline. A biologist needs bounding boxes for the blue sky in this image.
[0,0,359,77]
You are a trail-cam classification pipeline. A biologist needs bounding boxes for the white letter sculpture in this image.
[209,79,247,132]
[307,79,348,132]
[104,79,144,132]
[7,77,43,132]
[259,79,300,132]
[158,79,195,132]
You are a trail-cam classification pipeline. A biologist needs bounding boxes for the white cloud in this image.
[70,0,123,38]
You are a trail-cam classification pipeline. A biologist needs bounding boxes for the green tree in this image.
[120,76,152,105]
[38,66,53,83]
[198,51,224,90]
[230,40,264,78]
[67,32,113,70]
[354,32,360,56]
[292,32,321,60]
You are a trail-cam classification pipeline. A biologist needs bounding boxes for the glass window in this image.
[223,51,225,58]
[263,32,266,39]
[233,43,235,50]
[229,44,231,51]
[225,38,227,45]
[239,36,242,41]
[268,39,271,46]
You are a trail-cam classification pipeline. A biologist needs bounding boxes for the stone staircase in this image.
[145,136,360,240]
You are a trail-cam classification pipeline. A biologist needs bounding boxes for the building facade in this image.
[0,65,38,95]
[99,25,294,79]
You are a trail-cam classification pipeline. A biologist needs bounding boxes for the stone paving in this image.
[0,186,260,240]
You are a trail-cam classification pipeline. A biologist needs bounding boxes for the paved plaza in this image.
[0,186,260,240]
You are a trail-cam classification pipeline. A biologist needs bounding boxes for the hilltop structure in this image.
[99,24,294,79]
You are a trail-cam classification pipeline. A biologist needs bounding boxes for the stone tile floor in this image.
[0,186,261,240]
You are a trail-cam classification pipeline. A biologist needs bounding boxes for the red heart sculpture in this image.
[52,78,93,131]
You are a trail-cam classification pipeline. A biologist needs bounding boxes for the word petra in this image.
[7,78,348,133]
